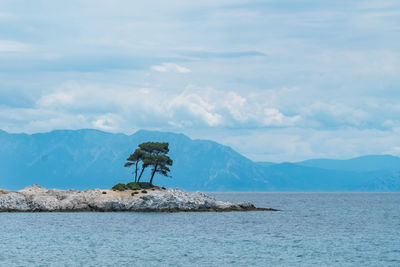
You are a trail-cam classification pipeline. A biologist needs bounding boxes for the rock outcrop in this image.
[0,185,278,212]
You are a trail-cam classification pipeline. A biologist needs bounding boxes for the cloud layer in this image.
[1,0,400,161]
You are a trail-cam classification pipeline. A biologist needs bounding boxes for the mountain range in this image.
[0,129,399,191]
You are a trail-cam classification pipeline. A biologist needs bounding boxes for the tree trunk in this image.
[149,164,158,185]
[137,166,145,182]
[134,161,138,183]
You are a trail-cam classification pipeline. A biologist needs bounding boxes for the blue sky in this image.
[1,0,400,161]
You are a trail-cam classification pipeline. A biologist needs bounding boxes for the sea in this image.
[0,192,399,266]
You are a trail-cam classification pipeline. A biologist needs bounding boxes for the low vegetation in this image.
[112,183,128,191]
[112,182,156,191]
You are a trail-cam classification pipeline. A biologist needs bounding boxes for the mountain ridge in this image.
[295,154,400,172]
[0,129,399,191]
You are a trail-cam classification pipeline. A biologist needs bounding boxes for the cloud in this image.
[169,90,222,126]
[357,1,400,9]
[33,82,302,130]
[262,108,300,127]
[179,50,266,59]
[35,83,223,128]
[1,0,400,160]
[300,102,370,128]
[151,63,191,73]
[0,40,31,52]
[205,127,400,162]
[11,77,400,135]
[92,114,122,132]
[0,13,13,19]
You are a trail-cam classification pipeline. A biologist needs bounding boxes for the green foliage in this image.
[127,182,153,189]
[141,190,147,194]
[131,191,139,196]
[124,162,134,167]
[112,182,154,191]
[124,141,173,186]
[126,182,140,190]
[127,149,147,162]
[102,191,107,194]
[139,142,169,155]
[136,182,153,189]
[144,154,173,184]
[112,183,128,191]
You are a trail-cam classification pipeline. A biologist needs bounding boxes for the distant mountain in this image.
[0,129,268,191]
[256,162,275,168]
[0,129,399,191]
[260,163,400,191]
[296,155,400,172]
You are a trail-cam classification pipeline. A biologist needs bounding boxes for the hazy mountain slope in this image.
[0,129,399,191]
[0,129,131,189]
[0,129,269,190]
[260,163,400,191]
[256,162,275,168]
[296,155,400,172]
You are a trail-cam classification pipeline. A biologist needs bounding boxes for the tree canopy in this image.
[124,142,173,185]
[138,142,169,155]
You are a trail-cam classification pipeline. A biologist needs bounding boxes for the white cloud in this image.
[151,63,191,73]
[38,91,75,107]
[169,90,222,126]
[224,92,248,122]
[301,101,370,128]
[0,40,31,52]
[8,76,400,138]
[357,1,400,9]
[207,127,400,162]
[262,108,300,127]
[0,13,13,19]
[1,0,400,161]
[0,106,89,133]
[139,88,151,94]
[31,82,304,131]
[92,114,121,132]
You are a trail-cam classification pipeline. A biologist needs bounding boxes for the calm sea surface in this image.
[0,192,399,266]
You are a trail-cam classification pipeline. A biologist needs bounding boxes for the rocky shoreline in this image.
[0,185,278,212]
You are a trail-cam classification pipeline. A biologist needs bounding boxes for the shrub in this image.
[131,192,139,196]
[141,190,147,194]
[112,182,155,191]
[126,182,140,190]
[161,187,166,190]
[102,191,107,194]
[137,182,153,189]
[112,183,128,191]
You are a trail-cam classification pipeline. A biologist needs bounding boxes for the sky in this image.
[1,0,400,162]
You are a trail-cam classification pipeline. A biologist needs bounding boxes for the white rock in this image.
[0,185,261,212]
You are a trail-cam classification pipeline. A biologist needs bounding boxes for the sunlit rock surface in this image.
[0,185,276,212]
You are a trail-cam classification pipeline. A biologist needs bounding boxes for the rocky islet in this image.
[0,185,277,212]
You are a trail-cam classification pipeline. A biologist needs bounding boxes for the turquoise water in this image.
[0,192,399,266]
